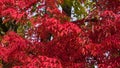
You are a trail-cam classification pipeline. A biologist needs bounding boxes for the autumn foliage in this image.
[0,0,120,68]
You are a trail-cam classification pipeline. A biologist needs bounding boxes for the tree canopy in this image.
[0,0,120,68]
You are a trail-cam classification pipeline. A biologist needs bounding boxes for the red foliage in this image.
[0,0,120,68]
[0,0,38,23]
[96,0,120,13]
